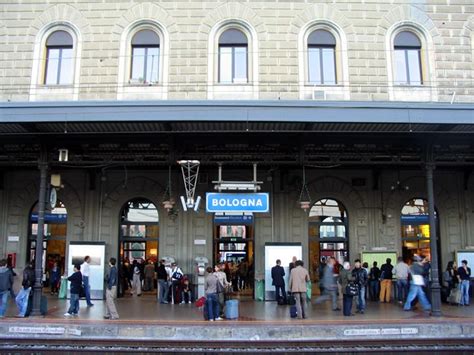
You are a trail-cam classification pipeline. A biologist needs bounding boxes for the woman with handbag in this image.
[339,261,356,316]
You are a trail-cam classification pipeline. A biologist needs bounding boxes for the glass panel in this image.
[132,30,160,46]
[407,50,421,85]
[146,47,159,82]
[219,47,233,83]
[146,225,159,238]
[146,241,159,260]
[45,48,60,85]
[46,31,73,46]
[219,225,246,238]
[308,48,321,84]
[131,47,145,81]
[219,29,247,45]
[59,48,73,85]
[322,48,336,84]
[394,50,408,85]
[233,47,247,83]
[394,31,421,48]
[308,30,336,46]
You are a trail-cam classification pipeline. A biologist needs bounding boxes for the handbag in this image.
[345,281,359,296]
[216,276,225,294]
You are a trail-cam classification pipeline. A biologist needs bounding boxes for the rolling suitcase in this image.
[287,294,296,306]
[447,287,461,305]
[290,305,297,318]
[225,299,239,319]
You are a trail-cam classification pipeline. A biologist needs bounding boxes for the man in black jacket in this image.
[0,259,13,317]
[352,259,368,313]
[15,261,35,317]
[271,259,286,304]
[379,258,393,303]
[65,264,82,317]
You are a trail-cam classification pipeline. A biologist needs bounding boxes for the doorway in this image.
[213,216,254,297]
[28,200,67,293]
[118,198,159,297]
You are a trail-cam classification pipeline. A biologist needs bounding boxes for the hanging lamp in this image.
[298,166,312,211]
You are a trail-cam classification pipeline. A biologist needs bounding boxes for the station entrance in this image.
[28,200,67,293]
[118,198,159,297]
[213,214,254,297]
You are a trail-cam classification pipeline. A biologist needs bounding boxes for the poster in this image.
[361,251,397,272]
[67,242,105,300]
[264,243,302,301]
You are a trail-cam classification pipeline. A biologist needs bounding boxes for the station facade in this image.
[0,0,473,299]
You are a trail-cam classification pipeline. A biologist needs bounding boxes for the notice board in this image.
[361,251,397,270]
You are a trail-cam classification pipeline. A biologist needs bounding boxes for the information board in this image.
[456,250,474,276]
[361,251,398,272]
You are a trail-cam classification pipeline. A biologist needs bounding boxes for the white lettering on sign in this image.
[9,326,65,335]
[212,198,263,208]
[381,328,401,335]
[401,328,419,335]
[344,328,381,336]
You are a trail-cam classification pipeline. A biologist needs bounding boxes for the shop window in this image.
[130,30,160,84]
[393,31,422,85]
[44,31,74,85]
[307,29,337,85]
[218,29,248,83]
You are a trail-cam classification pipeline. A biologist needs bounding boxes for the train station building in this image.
[0,0,473,352]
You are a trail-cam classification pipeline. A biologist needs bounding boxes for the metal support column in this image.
[425,149,442,316]
[31,147,48,316]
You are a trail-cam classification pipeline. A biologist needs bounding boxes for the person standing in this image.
[379,258,393,303]
[131,260,142,296]
[81,256,94,307]
[314,256,339,311]
[0,259,13,318]
[271,259,287,304]
[143,260,155,292]
[318,257,327,294]
[15,261,35,318]
[289,256,297,273]
[214,264,230,315]
[369,261,380,301]
[403,255,431,313]
[289,260,310,319]
[339,261,355,316]
[104,258,119,320]
[457,259,471,306]
[49,261,61,295]
[157,259,169,304]
[170,262,184,304]
[65,264,82,317]
[393,257,410,304]
[352,259,368,314]
[442,261,456,302]
[204,266,222,321]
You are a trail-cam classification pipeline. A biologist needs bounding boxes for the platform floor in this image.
[2,292,473,324]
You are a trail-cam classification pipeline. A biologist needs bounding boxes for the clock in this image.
[49,188,57,209]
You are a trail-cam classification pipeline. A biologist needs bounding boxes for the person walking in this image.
[131,260,142,296]
[271,259,287,304]
[143,260,155,292]
[457,259,471,306]
[379,258,393,303]
[15,260,35,318]
[369,261,380,301]
[289,260,310,319]
[157,259,169,304]
[81,256,94,307]
[49,261,61,295]
[65,264,82,317]
[339,261,355,316]
[0,259,13,318]
[170,262,184,304]
[204,266,222,321]
[352,259,368,314]
[104,257,119,320]
[403,255,431,313]
[318,257,327,295]
[314,256,340,311]
[394,257,410,304]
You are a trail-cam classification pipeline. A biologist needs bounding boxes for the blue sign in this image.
[206,193,269,213]
[30,213,67,223]
[214,214,254,225]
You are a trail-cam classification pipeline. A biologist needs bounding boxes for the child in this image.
[181,277,192,304]
[65,264,82,317]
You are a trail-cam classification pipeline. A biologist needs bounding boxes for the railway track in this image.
[1,337,474,353]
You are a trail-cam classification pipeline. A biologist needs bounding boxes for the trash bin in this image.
[255,279,264,301]
[58,276,68,299]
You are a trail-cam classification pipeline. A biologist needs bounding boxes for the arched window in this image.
[308,198,348,287]
[308,30,337,85]
[130,30,160,83]
[218,29,248,83]
[394,31,422,85]
[44,31,74,85]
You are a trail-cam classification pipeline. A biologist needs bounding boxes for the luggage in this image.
[225,299,239,319]
[287,294,296,306]
[277,297,286,305]
[195,296,206,308]
[448,287,461,305]
[290,305,297,318]
[203,300,209,320]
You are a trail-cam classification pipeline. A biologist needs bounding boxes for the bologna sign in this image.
[206,193,269,213]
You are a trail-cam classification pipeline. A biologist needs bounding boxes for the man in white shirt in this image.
[393,256,410,304]
[81,256,94,307]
